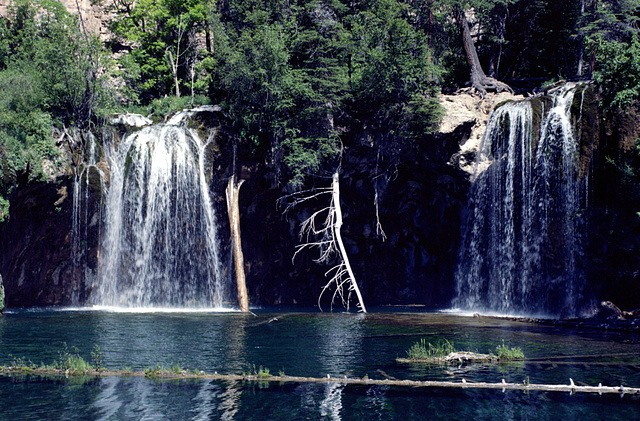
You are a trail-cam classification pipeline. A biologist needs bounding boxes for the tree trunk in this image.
[226,176,249,312]
[168,50,181,98]
[488,5,507,78]
[331,172,366,313]
[454,8,512,97]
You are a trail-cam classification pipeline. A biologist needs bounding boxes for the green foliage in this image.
[581,0,640,109]
[109,0,210,102]
[494,341,525,361]
[91,345,104,371]
[406,338,456,360]
[349,0,442,140]
[0,0,113,220]
[55,344,93,373]
[124,94,211,118]
[204,0,442,186]
[242,363,271,377]
[588,33,640,109]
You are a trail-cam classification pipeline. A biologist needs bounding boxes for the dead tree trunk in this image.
[287,171,367,312]
[454,8,513,97]
[330,172,367,313]
[226,176,249,312]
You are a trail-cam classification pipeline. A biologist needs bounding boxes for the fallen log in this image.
[1,366,638,396]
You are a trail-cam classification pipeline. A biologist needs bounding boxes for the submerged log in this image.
[1,366,638,396]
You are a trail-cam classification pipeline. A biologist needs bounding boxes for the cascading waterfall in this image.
[93,110,225,308]
[71,132,105,304]
[454,84,587,317]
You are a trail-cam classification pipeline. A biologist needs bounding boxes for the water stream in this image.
[455,84,588,317]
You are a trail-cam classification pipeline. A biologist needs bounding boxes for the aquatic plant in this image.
[242,364,271,378]
[494,341,525,361]
[56,344,93,373]
[402,339,525,363]
[406,338,456,360]
[91,345,103,371]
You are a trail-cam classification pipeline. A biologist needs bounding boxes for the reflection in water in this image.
[130,376,163,420]
[319,383,344,420]
[365,385,391,420]
[295,383,344,420]
[224,315,248,372]
[318,314,365,375]
[94,377,122,420]
[191,379,219,421]
[219,381,242,421]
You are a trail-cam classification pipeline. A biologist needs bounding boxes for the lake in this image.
[1,308,639,420]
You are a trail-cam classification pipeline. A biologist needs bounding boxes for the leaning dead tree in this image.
[454,8,513,97]
[284,171,366,313]
[226,174,249,312]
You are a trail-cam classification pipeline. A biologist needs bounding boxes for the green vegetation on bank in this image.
[494,341,525,361]
[406,338,456,360]
[9,344,103,375]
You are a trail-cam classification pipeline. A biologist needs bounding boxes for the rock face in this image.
[0,178,80,307]
[587,100,640,312]
[441,92,524,175]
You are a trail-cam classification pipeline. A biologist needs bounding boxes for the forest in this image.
[1,0,639,209]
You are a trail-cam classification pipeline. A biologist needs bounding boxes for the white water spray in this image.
[454,84,587,317]
[93,116,225,308]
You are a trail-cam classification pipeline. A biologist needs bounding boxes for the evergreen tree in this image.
[0,0,111,220]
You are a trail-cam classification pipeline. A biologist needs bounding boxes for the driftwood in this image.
[1,366,638,396]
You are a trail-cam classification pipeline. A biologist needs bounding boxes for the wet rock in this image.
[0,179,82,306]
[592,301,625,320]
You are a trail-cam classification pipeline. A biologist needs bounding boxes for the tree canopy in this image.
[2,0,640,195]
[0,0,112,219]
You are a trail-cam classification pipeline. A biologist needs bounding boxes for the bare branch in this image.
[289,172,366,312]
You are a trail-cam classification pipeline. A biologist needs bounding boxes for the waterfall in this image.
[454,84,587,317]
[71,132,105,304]
[92,113,225,308]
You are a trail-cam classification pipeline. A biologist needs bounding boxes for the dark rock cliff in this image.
[0,178,77,306]
[587,100,640,312]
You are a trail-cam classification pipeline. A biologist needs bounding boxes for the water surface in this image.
[1,308,639,420]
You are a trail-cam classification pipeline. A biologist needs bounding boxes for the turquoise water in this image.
[1,309,639,420]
